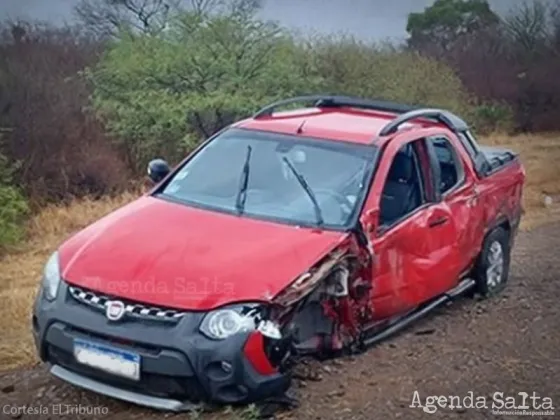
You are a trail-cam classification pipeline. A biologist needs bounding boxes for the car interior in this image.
[431,138,461,194]
[163,136,372,226]
[379,145,424,226]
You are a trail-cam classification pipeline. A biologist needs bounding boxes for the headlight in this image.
[42,251,61,301]
[199,304,282,340]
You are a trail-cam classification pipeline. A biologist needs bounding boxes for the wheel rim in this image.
[486,241,504,289]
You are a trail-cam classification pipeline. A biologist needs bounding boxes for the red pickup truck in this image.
[32,96,525,411]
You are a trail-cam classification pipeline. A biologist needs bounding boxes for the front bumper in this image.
[32,282,290,410]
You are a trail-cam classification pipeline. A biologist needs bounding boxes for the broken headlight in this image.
[199,304,282,340]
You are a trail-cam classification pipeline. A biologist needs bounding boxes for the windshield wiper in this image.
[235,145,252,214]
[282,156,324,226]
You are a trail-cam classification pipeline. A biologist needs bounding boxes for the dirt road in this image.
[1,223,559,420]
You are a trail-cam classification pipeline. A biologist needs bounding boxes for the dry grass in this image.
[0,133,559,371]
[0,192,139,370]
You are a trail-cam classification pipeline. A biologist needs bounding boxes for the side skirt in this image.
[361,278,476,349]
[258,279,476,417]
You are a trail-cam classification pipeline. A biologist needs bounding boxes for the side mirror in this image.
[360,208,379,236]
[147,159,170,183]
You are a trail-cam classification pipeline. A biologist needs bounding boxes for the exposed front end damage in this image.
[267,233,375,361]
[32,282,294,412]
[31,233,375,414]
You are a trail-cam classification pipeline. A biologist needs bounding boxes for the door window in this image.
[429,137,464,195]
[379,142,427,226]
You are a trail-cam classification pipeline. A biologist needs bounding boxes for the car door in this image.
[363,136,462,319]
[426,134,485,275]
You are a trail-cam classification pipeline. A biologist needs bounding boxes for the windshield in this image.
[157,128,378,229]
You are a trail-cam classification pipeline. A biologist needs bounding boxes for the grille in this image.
[68,286,185,322]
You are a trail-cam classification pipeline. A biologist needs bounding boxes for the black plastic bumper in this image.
[32,282,290,409]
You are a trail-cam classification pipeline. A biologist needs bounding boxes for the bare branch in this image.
[74,0,178,37]
[504,1,553,51]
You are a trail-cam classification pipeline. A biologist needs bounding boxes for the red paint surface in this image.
[60,196,344,310]
[243,331,277,376]
[235,107,444,145]
[361,126,525,319]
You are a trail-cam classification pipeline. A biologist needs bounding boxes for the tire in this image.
[473,226,511,298]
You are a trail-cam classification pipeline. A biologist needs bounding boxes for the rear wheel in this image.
[473,227,510,298]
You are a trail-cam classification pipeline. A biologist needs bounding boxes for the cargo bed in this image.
[479,146,517,173]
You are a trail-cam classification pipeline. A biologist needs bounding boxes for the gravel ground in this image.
[1,223,559,420]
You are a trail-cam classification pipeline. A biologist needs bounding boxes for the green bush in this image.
[0,152,28,249]
[90,11,479,173]
[472,102,515,133]
[302,35,474,117]
[90,7,483,174]
[89,10,318,171]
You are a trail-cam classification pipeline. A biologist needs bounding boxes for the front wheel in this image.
[473,227,511,298]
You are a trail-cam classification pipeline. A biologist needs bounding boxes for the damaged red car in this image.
[32,96,526,411]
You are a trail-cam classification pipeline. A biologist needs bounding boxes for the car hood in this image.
[60,196,346,310]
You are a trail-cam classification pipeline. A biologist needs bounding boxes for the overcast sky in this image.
[0,0,526,41]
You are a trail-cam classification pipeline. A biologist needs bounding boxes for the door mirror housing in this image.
[360,208,379,236]
[147,159,170,183]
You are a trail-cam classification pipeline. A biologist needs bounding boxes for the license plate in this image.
[73,339,141,381]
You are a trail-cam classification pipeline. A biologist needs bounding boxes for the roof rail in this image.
[379,108,469,136]
[252,95,469,136]
[252,95,420,118]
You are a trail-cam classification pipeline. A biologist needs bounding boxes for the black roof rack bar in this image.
[252,95,469,136]
[252,95,421,119]
[379,108,469,136]
[252,95,330,118]
[315,95,421,114]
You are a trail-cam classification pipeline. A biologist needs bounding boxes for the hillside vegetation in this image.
[0,1,559,239]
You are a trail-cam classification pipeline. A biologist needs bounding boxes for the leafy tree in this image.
[90,1,484,172]
[303,35,474,119]
[407,0,499,52]
[89,6,316,169]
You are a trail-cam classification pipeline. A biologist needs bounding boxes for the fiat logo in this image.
[105,300,126,321]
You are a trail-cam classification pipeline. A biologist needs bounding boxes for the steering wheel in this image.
[244,188,275,202]
[314,189,355,214]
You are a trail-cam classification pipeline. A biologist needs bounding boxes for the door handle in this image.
[428,216,448,228]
